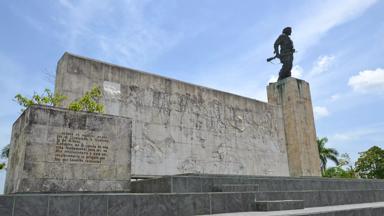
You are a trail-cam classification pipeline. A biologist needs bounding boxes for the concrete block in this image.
[5,105,132,193]
[49,196,79,216]
[172,176,188,193]
[80,195,107,216]
[175,194,211,216]
[210,192,256,214]
[14,196,48,216]
[254,200,304,211]
[0,196,13,216]
[107,195,135,216]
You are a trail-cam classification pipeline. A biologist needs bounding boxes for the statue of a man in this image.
[274,27,295,81]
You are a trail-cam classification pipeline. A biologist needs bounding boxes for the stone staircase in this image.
[2,174,384,215]
[130,174,384,215]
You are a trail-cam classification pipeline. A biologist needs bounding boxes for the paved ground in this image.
[202,202,384,215]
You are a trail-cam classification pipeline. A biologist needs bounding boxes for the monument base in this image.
[267,78,321,177]
[4,105,132,194]
[2,175,384,215]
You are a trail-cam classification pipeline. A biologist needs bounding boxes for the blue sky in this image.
[1,0,384,191]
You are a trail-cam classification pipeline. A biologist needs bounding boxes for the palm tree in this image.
[317,137,339,175]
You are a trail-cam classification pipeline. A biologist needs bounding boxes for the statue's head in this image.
[282,27,292,35]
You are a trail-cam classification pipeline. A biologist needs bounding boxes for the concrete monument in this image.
[4,105,132,193]
[4,53,381,216]
[54,52,320,177]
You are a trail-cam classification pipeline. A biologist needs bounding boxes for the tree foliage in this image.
[68,86,104,113]
[0,144,10,170]
[14,89,67,112]
[317,137,339,175]
[355,146,384,179]
[1,144,9,159]
[323,153,356,178]
[14,86,104,113]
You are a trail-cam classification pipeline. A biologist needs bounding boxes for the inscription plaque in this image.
[54,131,110,164]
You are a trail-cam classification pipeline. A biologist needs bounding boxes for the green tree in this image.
[15,86,104,113]
[355,146,384,179]
[0,144,10,170]
[317,137,339,175]
[14,89,67,112]
[323,153,356,178]
[68,86,104,113]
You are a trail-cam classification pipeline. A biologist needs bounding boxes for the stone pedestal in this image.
[267,78,321,176]
[4,105,132,194]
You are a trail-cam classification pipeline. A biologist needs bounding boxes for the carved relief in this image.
[135,124,176,164]
[177,156,202,173]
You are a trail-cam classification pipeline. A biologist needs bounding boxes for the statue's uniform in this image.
[274,34,294,81]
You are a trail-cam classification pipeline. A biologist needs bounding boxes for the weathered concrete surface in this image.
[55,52,290,176]
[267,78,321,176]
[4,105,132,193]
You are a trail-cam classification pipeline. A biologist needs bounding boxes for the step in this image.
[213,184,259,192]
[255,189,384,207]
[202,201,384,216]
[2,190,384,216]
[254,200,304,211]
[0,192,260,216]
[131,174,384,193]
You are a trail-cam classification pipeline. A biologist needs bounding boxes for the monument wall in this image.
[55,53,290,176]
[4,105,132,193]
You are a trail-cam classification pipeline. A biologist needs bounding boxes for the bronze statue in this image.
[267,27,295,81]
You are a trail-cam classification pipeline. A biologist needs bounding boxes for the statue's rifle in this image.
[266,50,296,63]
[266,55,277,62]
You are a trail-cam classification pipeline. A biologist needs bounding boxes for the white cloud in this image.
[293,0,377,58]
[292,65,303,78]
[331,123,384,142]
[56,0,183,68]
[328,123,384,164]
[310,55,335,75]
[58,0,74,9]
[268,75,278,84]
[268,65,302,83]
[330,94,341,101]
[314,106,330,119]
[348,68,384,93]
